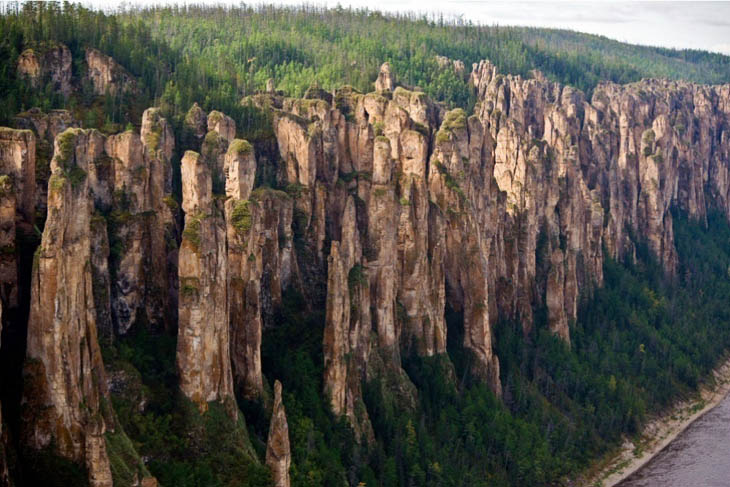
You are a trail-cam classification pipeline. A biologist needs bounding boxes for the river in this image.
[618,392,730,487]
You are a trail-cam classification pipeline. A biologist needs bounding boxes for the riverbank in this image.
[577,356,730,487]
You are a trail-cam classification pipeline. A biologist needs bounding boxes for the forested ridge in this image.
[2,2,730,131]
[2,2,730,487]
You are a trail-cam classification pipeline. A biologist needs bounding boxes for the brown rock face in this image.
[16,44,72,96]
[22,128,114,487]
[12,108,79,217]
[184,103,208,143]
[104,109,176,338]
[208,111,237,142]
[225,140,295,400]
[245,60,730,433]
[0,128,36,227]
[85,48,138,96]
[375,62,395,92]
[265,381,291,487]
[0,127,36,348]
[177,150,235,414]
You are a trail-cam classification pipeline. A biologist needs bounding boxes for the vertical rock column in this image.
[104,108,176,337]
[22,128,114,487]
[226,139,296,400]
[266,380,291,487]
[177,150,235,414]
[224,139,261,399]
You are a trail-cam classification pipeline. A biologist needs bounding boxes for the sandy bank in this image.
[578,356,730,487]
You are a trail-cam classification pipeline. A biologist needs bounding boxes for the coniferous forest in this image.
[2,2,730,487]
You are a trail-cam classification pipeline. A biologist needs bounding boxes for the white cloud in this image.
[712,44,730,55]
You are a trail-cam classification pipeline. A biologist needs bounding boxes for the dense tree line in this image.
[2,2,730,135]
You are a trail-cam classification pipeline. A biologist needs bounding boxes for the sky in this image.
[31,0,730,55]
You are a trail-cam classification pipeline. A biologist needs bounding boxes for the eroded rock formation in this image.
[5,49,730,477]
[265,380,291,487]
[22,128,115,487]
[13,108,79,217]
[16,43,72,96]
[243,61,730,433]
[104,108,176,338]
[85,47,138,96]
[177,150,235,413]
[224,139,296,400]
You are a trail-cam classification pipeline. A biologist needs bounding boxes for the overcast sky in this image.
[33,1,730,55]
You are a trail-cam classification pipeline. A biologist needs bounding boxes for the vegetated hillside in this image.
[2,2,730,129]
[2,3,730,487]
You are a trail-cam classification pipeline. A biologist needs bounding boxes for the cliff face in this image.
[85,48,138,97]
[225,140,295,400]
[104,108,177,339]
[12,108,79,219]
[265,380,291,487]
[19,120,171,486]
[16,44,73,97]
[177,150,235,413]
[248,62,730,432]
[22,128,114,487]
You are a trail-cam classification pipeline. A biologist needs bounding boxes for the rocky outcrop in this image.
[103,108,176,338]
[265,380,291,487]
[16,43,72,96]
[183,103,208,145]
[224,140,295,400]
[13,108,79,217]
[177,150,235,414]
[22,128,114,487]
[374,62,395,92]
[243,60,730,434]
[0,128,36,227]
[436,55,467,79]
[85,48,138,96]
[0,128,36,318]
[208,111,236,142]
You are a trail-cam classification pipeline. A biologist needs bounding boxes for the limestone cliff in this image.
[22,128,115,487]
[177,150,235,413]
[85,48,138,96]
[16,43,72,96]
[224,139,296,400]
[104,108,176,338]
[12,108,79,219]
[265,380,291,487]
[5,51,730,480]
[246,60,730,432]
[0,128,35,316]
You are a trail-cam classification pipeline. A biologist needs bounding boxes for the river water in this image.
[618,392,730,487]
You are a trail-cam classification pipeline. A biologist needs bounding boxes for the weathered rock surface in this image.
[374,62,395,92]
[0,128,36,226]
[16,43,72,96]
[265,380,291,487]
[85,48,138,96]
[12,108,79,217]
[184,103,208,144]
[224,140,295,400]
[246,60,730,433]
[177,150,235,413]
[22,128,114,487]
[104,108,176,338]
